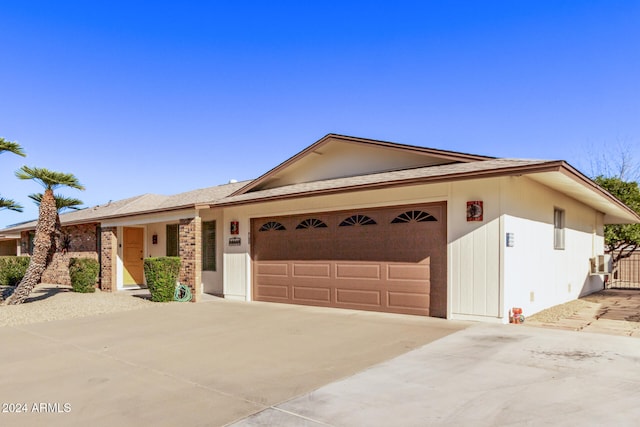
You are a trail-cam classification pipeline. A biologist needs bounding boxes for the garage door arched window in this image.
[259,221,286,231]
[296,218,328,229]
[391,210,437,224]
[339,214,377,227]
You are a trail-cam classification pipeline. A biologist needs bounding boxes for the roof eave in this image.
[2,203,202,232]
[213,161,565,208]
[213,161,640,225]
[558,163,640,224]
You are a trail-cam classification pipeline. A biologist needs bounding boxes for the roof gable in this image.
[233,134,493,194]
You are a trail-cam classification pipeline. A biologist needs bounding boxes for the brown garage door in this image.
[251,202,447,317]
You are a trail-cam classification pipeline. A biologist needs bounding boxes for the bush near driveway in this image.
[69,258,99,293]
[0,256,30,286]
[143,257,181,302]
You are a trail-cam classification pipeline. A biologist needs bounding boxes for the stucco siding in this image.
[147,222,170,258]
[501,176,604,320]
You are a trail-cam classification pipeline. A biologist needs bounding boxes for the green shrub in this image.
[0,256,30,286]
[143,257,181,302]
[69,258,99,293]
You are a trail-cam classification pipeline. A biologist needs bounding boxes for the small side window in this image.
[166,224,179,257]
[202,221,216,271]
[554,208,565,250]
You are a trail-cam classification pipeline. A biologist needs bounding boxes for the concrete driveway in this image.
[4,296,640,427]
[0,298,466,427]
[235,323,640,426]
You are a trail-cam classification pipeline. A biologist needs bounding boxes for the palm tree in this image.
[28,193,83,212]
[4,166,84,305]
[0,137,25,157]
[0,197,23,212]
[29,193,84,254]
[0,137,26,212]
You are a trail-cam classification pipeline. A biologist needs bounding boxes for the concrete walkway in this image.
[0,299,465,427]
[526,289,640,337]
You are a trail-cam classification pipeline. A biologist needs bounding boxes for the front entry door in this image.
[123,227,144,286]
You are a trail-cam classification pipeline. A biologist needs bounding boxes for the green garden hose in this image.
[174,283,192,302]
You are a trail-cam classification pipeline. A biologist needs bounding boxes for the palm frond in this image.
[16,166,85,191]
[0,197,23,212]
[28,193,84,212]
[0,137,26,157]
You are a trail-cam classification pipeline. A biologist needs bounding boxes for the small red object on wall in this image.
[466,201,483,221]
[230,221,239,235]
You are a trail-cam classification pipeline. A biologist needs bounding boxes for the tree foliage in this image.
[0,137,26,212]
[0,137,26,157]
[15,166,84,192]
[594,176,640,269]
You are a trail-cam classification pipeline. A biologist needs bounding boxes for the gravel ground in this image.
[527,290,632,323]
[526,290,640,323]
[526,298,595,323]
[0,284,156,327]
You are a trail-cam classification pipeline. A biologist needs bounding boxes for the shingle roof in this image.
[215,159,555,206]
[2,180,250,232]
[3,152,637,231]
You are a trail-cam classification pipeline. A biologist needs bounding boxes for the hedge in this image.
[0,256,30,286]
[69,258,100,293]
[143,257,181,302]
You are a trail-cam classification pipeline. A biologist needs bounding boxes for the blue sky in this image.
[1,1,639,227]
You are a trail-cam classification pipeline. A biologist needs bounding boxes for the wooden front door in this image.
[123,227,144,286]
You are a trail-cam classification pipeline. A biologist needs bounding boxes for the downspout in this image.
[498,178,506,322]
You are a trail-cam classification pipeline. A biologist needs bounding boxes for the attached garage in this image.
[251,202,447,317]
[7,133,631,323]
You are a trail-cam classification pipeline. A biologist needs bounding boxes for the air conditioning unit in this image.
[590,254,612,275]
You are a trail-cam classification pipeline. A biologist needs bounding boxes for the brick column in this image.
[179,217,202,301]
[100,227,117,291]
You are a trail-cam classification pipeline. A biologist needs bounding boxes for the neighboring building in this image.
[0,232,20,256]
[2,134,639,322]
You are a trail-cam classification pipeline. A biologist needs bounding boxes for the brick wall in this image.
[100,227,117,291]
[41,251,99,285]
[179,217,202,301]
[18,223,100,286]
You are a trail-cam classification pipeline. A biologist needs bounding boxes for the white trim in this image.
[244,195,448,220]
[102,210,196,227]
[450,313,505,323]
[446,182,453,320]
